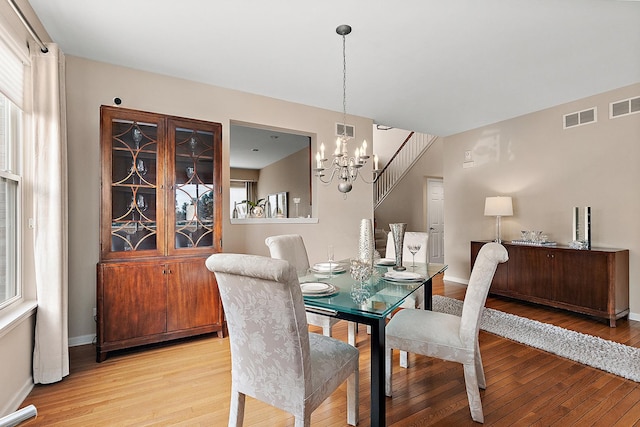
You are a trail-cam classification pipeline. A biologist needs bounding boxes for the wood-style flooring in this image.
[19,281,640,426]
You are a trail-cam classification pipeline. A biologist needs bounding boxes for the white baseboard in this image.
[443,275,469,285]
[68,334,95,347]
[1,377,33,417]
[628,312,640,322]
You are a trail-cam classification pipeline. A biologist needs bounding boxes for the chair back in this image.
[265,234,311,276]
[205,253,311,409]
[385,231,429,264]
[459,243,508,346]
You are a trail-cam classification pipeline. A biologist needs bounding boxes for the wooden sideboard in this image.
[471,241,629,327]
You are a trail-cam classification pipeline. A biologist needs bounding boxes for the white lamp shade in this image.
[484,196,513,216]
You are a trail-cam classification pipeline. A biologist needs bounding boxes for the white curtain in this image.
[30,43,69,384]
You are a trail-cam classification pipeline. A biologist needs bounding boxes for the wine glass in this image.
[186,166,195,180]
[137,159,147,176]
[137,194,147,212]
[135,159,147,185]
[407,243,422,267]
[327,244,334,275]
[132,128,143,149]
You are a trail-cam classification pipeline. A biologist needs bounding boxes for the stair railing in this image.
[374,131,437,208]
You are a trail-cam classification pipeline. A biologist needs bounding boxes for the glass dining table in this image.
[299,261,448,427]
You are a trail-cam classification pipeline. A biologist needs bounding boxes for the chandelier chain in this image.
[342,33,347,138]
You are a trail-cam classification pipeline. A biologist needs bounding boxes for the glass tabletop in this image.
[299,262,447,320]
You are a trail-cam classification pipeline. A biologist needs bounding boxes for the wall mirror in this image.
[230,123,312,220]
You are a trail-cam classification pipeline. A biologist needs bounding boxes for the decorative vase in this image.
[358,218,375,266]
[264,198,272,218]
[390,222,407,271]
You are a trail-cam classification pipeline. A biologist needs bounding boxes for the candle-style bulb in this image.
[320,143,325,159]
[374,154,379,170]
[362,140,367,156]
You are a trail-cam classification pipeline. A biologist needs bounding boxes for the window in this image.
[0,94,21,308]
[230,180,249,218]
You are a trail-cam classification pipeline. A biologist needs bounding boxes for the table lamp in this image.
[484,196,513,243]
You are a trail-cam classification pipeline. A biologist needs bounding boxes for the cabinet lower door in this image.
[509,247,553,300]
[553,251,609,311]
[166,258,221,331]
[100,263,167,342]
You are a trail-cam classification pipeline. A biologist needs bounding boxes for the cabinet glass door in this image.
[171,120,220,253]
[108,118,160,254]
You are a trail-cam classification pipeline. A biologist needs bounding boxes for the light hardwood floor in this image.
[19,281,640,426]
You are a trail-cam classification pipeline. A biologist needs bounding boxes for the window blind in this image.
[0,28,26,109]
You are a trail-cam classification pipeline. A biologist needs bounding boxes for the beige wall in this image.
[230,168,259,182]
[64,55,374,342]
[442,83,640,317]
[257,148,311,217]
[0,316,36,415]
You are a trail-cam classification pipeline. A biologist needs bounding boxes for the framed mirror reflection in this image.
[230,123,312,219]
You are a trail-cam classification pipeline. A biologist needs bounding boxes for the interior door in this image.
[426,178,444,263]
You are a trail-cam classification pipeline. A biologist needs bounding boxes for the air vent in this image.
[610,96,640,119]
[336,123,355,139]
[563,107,597,129]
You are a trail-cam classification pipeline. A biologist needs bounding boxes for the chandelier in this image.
[314,24,381,194]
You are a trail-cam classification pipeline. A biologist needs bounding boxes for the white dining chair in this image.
[265,234,359,346]
[384,242,508,423]
[265,234,340,336]
[205,253,359,427]
[384,231,430,366]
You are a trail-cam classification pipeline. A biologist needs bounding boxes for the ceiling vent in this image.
[563,107,597,129]
[336,123,355,139]
[610,96,640,119]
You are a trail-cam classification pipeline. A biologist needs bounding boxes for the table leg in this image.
[369,316,386,427]
[424,277,433,310]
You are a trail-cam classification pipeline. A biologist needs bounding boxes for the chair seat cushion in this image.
[386,309,475,363]
[307,333,359,409]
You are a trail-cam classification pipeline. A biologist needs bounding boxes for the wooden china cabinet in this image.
[96,106,225,362]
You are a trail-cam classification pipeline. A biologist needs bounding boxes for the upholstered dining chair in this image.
[265,234,357,345]
[205,253,359,427]
[384,231,430,366]
[384,242,508,423]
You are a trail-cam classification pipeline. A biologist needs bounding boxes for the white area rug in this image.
[432,295,640,382]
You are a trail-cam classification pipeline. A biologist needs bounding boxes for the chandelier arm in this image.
[316,166,340,184]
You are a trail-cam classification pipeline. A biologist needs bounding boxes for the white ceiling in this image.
[230,125,310,169]
[29,0,640,137]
